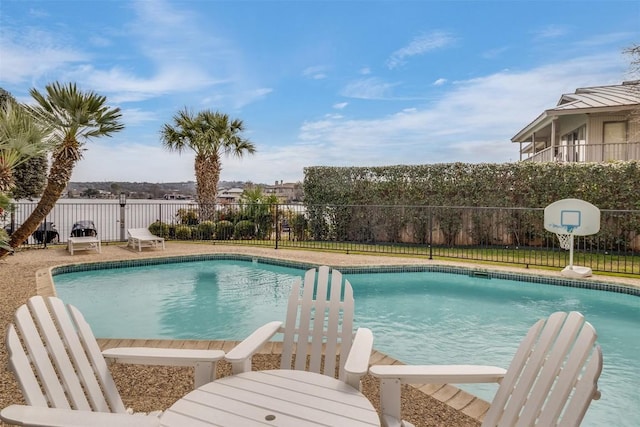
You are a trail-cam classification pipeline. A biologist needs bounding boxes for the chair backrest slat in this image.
[293,269,316,371]
[483,311,601,426]
[554,345,603,426]
[519,312,591,425]
[321,270,342,376]
[8,296,127,414]
[28,297,94,411]
[536,323,600,425]
[337,282,354,381]
[13,304,71,409]
[63,302,127,413]
[6,324,48,407]
[483,318,545,426]
[281,279,301,369]
[309,266,330,373]
[280,266,355,380]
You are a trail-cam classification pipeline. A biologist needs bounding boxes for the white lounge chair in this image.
[225,265,374,391]
[370,311,602,427]
[127,228,165,251]
[0,296,225,427]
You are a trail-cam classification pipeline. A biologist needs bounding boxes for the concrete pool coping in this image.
[30,242,640,423]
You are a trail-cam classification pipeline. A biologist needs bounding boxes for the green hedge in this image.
[302,162,640,248]
[303,162,640,209]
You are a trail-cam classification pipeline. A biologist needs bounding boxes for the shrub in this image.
[214,220,234,240]
[289,213,308,241]
[0,228,10,252]
[234,220,255,239]
[197,221,216,240]
[148,221,170,238]
[174,225,193,240]
[176,208,199,225]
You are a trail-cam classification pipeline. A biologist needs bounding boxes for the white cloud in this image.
[325,113,343,120]
[387,31,455,69]
[359,67,371,75]
[299,52,626,166]
[28,8,49,18]
[302,65,328,80]
[121,109,159,125]
[0,28,87,84]
[68,65,224,103]
[482,46,510,59]
[71,139,308,184]
[433,78,447,86]
[68,51,626,184]
[71,142,196,182]
[341,77,400,100]
[333,102,348,109]
[202,87,273,110]
[1,0,265,111]
[534,25,569,40]
[89,35,112,48]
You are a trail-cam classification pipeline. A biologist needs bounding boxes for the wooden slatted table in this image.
[67,236,101,255]
[160,369,380,426]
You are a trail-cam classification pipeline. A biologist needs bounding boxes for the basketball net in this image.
[556,233,573,250]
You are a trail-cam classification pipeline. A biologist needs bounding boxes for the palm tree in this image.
[0,82,123,258]
[0,101,51,192]
[161,108,256,220]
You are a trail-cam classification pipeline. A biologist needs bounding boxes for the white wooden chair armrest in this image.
[225,321,283,374]
[103,347,225,388]
[0,405,160,427]
[344,327,374,389]
[370,365,506,427]
[369,364,506,384]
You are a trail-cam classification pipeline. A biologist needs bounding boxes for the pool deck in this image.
[2,241,638,426]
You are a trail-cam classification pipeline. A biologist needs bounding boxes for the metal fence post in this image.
[428,207,433,260]
[119,194,127,241]
[275,203,279,250]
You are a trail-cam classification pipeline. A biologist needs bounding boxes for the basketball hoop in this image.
[545,199,600,278]
[556,233,573,250]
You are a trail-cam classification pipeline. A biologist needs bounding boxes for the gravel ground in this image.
[3,242,634,426]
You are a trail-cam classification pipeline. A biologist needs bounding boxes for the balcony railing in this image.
[523,141,640,163]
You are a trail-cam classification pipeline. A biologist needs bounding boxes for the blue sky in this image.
[1,0,638,185]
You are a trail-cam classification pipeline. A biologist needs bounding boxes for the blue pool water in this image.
[53,259,639,427]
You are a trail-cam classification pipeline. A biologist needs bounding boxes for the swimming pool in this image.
[52,255,639,427]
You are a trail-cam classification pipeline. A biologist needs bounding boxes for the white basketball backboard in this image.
[544,198,600,236]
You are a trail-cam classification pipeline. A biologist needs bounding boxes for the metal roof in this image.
[554,81,640,111]
[512,81,640,142]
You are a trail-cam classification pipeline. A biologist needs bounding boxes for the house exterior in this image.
[512,81,640,163]
[215,187,245,205]
[263,180,301,203]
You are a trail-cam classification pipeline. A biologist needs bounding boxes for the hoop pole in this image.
[568,234,575,270]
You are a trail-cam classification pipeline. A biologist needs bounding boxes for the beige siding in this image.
[558,114,587,137]
[588,114,625,144]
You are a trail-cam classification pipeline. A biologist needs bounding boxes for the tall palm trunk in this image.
[195,154,220,221]
[0,151,76,258]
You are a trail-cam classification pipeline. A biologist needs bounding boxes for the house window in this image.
[603,121,626,143]
[603,121,627,161]
[560,125,586,162]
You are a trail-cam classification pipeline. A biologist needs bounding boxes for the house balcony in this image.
[523,141,640,163]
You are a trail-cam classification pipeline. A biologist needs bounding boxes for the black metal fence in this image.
[3,200,639,275]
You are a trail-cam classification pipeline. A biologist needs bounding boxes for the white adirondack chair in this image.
[225,265,374,390]
[1,296,225,427]
[370,311,603,427]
